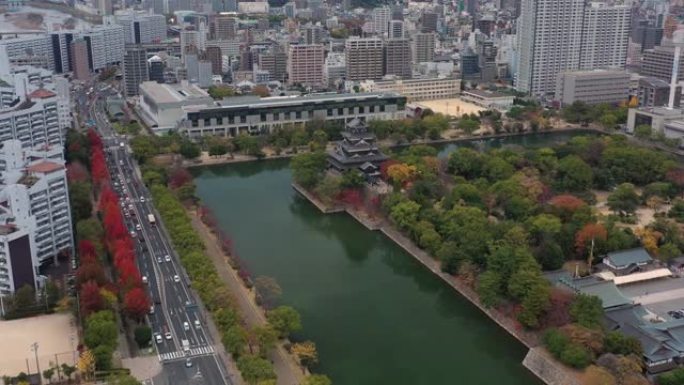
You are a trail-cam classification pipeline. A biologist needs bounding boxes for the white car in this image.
[155,334,163,344]
[135,223,142,231]
[149,305,154,314]
[165,332,172,340]
[183,322,190,331]
[157,256,162,263]
[185,359,192,368]
[164,255,171,262]
[142,276,148,284]
[129,231,137,238]
[140,197,145,203]
[173,275,180,283]
[194,320,201,329]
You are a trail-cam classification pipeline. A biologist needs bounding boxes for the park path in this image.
[189,212,304,385]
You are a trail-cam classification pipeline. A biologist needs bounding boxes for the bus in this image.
[148,214,156,225]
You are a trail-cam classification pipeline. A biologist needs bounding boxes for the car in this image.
[164,255,171,262]
[135,223,141,231]
[149,305,154,314]
[130,231,137,238]
[194,320,201,329]
[165,332,172,340]
[157,256,162,263]
[155,334,163,344]
[185,359,192,368]
[173,275,180,283]
[140,197,145,203]
[142,276,148,284]
[183,321,190,331]
[128,204,134,210]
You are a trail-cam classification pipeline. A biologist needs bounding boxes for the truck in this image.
[182,339,190,354]
[148,214,156,225]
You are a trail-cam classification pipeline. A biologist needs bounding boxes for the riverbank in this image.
[184,126,603,169]
[292,182,581,385]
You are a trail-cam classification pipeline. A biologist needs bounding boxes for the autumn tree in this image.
[575,223,607,266]
[266,306,302,338]
[386,163,417,187]
[291,341,318,370]
[123,287,151,321]
[80,280,104,316]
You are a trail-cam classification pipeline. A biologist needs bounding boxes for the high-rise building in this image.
[123,46,149,96]
[70,38,90,81]
[302,25,324,45]
[287,44,325,87]
[213,16,237,40]
[384,39,411,78]
[515,0,585,95]
[345,37,384,81]
[460,47,480,80]
[148,55,165,83]
[414,32,435,64]
[638,77,682,108]
[81,25,125,72]
[50,32,75,73]
[388,20,404,39]
[205,46,223,75]
[258,48,288,82]
[420,11,438,33]
[108,11,167,44]
[632,20,664,53]
[371,6,391,36]
[0,35,53,70]
[579,2,630,70]
[212,0,237,12]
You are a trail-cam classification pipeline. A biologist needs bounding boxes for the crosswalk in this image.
[158,345,215,362]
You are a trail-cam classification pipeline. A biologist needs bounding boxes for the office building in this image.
[641,45,684,83]
[515,0,584,95]
[632,20,664,53]
[213,16,237,40]
[388,20,404,39]
[461,90,515,109]
[50,32,75,74]
[123,46,149,96]
[258,48,288,82]
[555,70,630,106]
[181,93,407,139]
[302,25,324,45]
[384,39,411,78]
[287,44,325,87]
[70,38,90,81]
[345,37,384,81]
[414,33,435,64]
[420,10,438,33]
[359,77,460,101]
[371,6,391,35]
[324,52,345,86]
[81,25,125,72]
[108,11,167,44]
[579,2,630,70]
[205,46,223,75]
[138,81,214,133]
[148,55,165,83]
[638,77,682,108]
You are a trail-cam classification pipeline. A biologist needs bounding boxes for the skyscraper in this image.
[345,37,384,81]
[384,39,411,78]
[205,46,223,75]
[515,0,585,95]
[371,6,391,36]
[414,32,435,64]
[70,38,90,81]
[213,16,237,40]
[123,46,148,96]
[579,2,630,70]
[388,20,404,39]
[108,11,167,44]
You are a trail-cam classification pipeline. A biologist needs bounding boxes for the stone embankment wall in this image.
[523,348,580,385]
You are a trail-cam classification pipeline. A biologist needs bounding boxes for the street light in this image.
[31,342,42,385]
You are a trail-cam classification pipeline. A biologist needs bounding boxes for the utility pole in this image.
[31,342,42,385]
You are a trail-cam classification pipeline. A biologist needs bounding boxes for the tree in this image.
[77,349,95,380]
[80,280,104,316]
[457,118,479,133]
[540,288,574,328]
[603,331,642,356]
[389,200,420,230]
[584,365,617,385]
[575,223,607,266]
[84,311,118,349]
[477,270,503,307]
[340,170,365,188]
[634,124,652,139]
[107,374,143,385]
[556,155,593,192]
[179,140,201,159]
[252,85,270,97]
[253,325,278,357]
[223,325,247,357]
[208,85,235,99]
[607,183,640,216]
[386,163,417,186]
[314,175,342,205]
[134,325,152,348]
[291,152,327,188]
[291,341,318,369]
[266,306,302,338]
[448,147,483,179]
[570,294,603,329]
[42,368,55,384]
[236,355,276,385]
[560,344,592,369]
[61,364,76,383]
[659,367,684,385]
[254,276,282,309]
[302,374,332,385]
[92,345,113,370]
[69,181,93,222]
[208,137,230,157]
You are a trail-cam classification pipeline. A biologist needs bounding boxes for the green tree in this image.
[314,175,342,204]
[42,368,55,384]
[556,155,593,192]
[179,140,201,159]
[340,170,365,188]
[236,355,276,385]
[543,328,569,357]
[222,325,247,357]
[107,374,142,385]
[84,311,118,350]
[207,85,235,99]
[457,118,479,134]
[560,344,592,369]
[291,152,327,188]
[447,148,483,179]
[659,367,684,385]
[389,200,421,230]
[234,134,261,156]
[130,136,159,163]
[253,325,279,357]
[669,200,684,222]
[302,374,332,385]
[134,325,152,348]
[267,306,302,338]
[604,331,642,356]
[208,137,230,157]
[477,270,503,307]
[570,294,603,329]
[69,181,93,222]
[92,345,113,370]
[599,113,618,129]
[607,183,640,215]
[12,285,36,311]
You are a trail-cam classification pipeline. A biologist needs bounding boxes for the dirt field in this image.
[0,313,78,377]
[415,98,485,117]
[594,189,670,229]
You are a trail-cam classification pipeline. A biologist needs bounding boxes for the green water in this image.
[192,133,589,385]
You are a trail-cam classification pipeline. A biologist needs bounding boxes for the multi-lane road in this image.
[87,85,232,385]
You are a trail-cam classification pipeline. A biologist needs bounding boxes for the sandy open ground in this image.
[0,313,78,377]
[415,98,485,117]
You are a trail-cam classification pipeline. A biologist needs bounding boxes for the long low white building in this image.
[359,77,461,102]
[137,81,215,133]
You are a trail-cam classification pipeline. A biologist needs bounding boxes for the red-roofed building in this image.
[28,88,57,99]
[26,161,64,174]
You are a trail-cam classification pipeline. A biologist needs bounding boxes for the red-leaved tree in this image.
[80,280,105,316]
[539,288,574,329]
[76,262,107,288]
[575,223,607,265]
[123,287,150,321]
[66,161,90,183]
[169,167,193,189]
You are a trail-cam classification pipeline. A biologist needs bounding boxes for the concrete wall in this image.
[523,347,580,385]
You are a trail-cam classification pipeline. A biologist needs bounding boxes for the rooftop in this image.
[26,161,64,174]
[604,247,653,268]
[140,81,211,104]
[214,92,402,109]
[28,89,56,99]
[462,89,512,99]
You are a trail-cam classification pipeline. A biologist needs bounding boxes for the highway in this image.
[86,85,232,385]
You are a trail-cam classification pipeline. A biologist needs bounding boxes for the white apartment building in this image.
[0,35,53,71]
[515,0,585,96]
[324,52,345,86]
[81,25,125,71]
[0,89,62,149]
[0,139,73,296]
[287,44,325,87]
[579,2,630,70]
[106,11,167,44]
[359,77,461,102]
[371,6,391,36]
[555,70,630,106]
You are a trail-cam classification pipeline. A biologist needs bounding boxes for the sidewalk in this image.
[189,212,304,385]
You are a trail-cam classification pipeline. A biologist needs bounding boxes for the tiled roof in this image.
[26,161,63,174]
[28,88,56,99]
